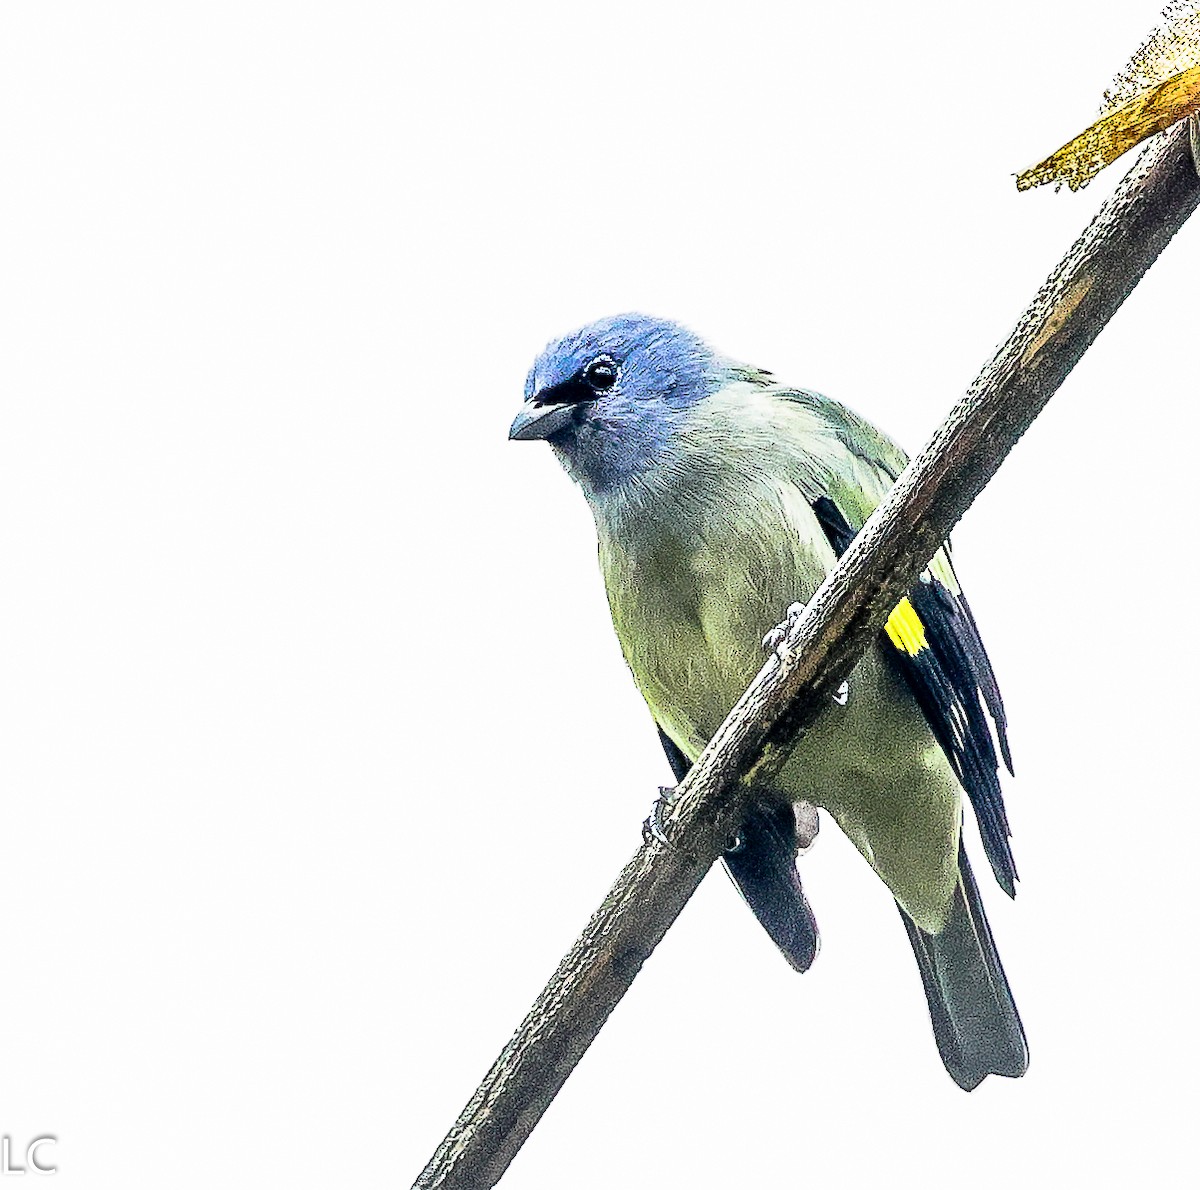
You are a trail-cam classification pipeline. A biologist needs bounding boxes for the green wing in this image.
[780,389,1018,895]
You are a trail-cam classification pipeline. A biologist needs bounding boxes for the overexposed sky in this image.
[2,2,1197,1187]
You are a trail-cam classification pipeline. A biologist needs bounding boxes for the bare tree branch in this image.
[415,118,1200,1190]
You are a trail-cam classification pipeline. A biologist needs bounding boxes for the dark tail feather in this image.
[723,801,819,973]
[900,841,1028,1090]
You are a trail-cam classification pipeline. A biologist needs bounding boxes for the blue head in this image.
[510,314,727,498]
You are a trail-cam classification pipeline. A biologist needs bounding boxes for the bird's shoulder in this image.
[769,385,910,484]
[683,379,909,529]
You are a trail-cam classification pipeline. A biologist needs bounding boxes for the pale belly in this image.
[599,502,962,932]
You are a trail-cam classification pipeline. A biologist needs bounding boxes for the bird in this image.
[509,313,1028,1091]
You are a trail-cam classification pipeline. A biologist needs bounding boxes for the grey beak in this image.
[508,401,578,441]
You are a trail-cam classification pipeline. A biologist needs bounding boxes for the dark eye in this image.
[583,356,618,391]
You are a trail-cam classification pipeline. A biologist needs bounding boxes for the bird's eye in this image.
[583,357,619,391]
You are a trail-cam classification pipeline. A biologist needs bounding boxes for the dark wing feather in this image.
[810,497,1017,896]
[953,589,1014,775]
[655,727,819,972]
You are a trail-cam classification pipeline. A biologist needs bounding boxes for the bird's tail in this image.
[900,840,1029,1090]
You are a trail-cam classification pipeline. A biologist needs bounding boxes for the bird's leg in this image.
[763,601,851,705]
[794,800,820,851]
[642,785,680,847]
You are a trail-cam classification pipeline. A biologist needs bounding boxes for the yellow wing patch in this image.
[885,597,928,656]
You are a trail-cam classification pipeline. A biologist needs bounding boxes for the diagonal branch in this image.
[415,117,1200,1190]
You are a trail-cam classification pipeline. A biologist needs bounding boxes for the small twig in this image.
[414,120,1200,1190]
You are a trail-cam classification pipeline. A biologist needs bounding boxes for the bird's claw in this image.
[762,601,806,656]
[763,603,851,706]
[642,785,680,847]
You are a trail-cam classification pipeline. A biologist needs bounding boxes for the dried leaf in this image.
[1018,0,1200,191]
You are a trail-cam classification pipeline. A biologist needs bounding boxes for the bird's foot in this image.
[642,785,680,847]
[762,602,806,656]
[763,603,851,706]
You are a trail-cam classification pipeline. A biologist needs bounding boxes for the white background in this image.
[1,2,1197,1186]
